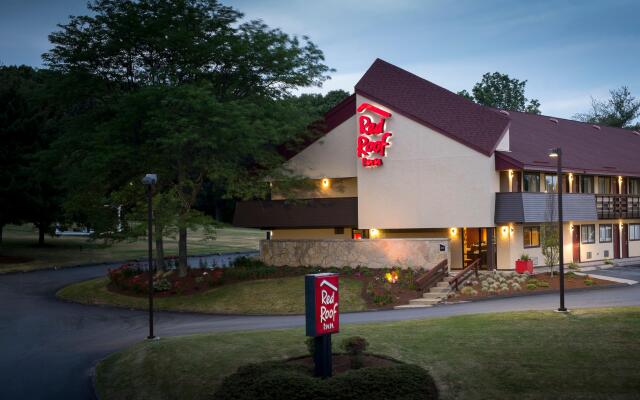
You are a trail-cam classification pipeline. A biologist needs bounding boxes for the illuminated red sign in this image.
[357,103,393,168]
[305,273,339,336]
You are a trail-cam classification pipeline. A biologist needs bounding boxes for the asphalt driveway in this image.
[0,262,638,399]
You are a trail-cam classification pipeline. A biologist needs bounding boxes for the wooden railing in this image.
[596,194,640,219]
[415,259,448,291]
[450,259,480,291]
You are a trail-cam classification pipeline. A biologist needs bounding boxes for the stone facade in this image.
[260,238,450,269]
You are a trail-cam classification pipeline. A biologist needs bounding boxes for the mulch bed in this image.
[453,272,616,301]
[287,354,399,375]
[0,255,33,264]
[107,268,223,298]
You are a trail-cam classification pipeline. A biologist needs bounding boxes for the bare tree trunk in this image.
[155,222,166,272]
[178,225,188,277]
[38,224,45,246]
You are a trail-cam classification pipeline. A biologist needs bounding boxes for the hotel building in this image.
[234,59,640,270]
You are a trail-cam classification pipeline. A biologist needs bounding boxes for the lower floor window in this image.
[581,224,595,244]
[599,224,612,243]
[630,224,640,241]
[523,226,540,248]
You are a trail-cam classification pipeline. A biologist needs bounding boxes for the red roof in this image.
[355,59,511,156]
[499,111,640,176]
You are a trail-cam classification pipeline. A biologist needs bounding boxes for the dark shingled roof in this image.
[355,59,511,156]
[498,111,640,176]
[233,197,358,229]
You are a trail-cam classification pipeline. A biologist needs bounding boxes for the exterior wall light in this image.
[450,227,457,236]
[321,178,330,188]
[501,226,508,235]
[370,228,380,238]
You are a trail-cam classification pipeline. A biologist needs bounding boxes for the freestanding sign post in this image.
[305,273,339,378]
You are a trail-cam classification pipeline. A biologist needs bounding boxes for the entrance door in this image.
[622,224,629,258]
[613,224,621,259]
[462,228,496,269]
[572,225,580,263]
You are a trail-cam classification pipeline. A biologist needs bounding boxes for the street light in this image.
[141,173,158,338]
[548,149,567,312]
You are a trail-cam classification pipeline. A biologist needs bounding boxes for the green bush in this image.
[567,262,580,270]
[460,286,477,296]
[584,279,594,286]
[214,360,438,400]
[526,283,537,290]
[537,281,550,288]
[305,337,315,357]
[341,336,369,369]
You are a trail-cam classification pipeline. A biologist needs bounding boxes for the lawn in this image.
[57,275,367,314]
[96,307,640,400]
[0,224,263,273]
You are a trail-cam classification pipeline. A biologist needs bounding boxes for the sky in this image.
[1,0,639,118]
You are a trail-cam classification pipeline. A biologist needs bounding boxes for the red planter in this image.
[515,260,534,274]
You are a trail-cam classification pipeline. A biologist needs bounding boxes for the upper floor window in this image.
[629,178,640,195]
[598,176,612,194]
[579,175,594,194]
[545,174,558,193]
[523,172,540,192]
[599,224,612,243]
[581,224,595,244]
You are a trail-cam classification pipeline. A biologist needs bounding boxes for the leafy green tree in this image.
[573,86,640,129]
[0,66,65,245]
[458,72,541,114]
[44,0,333,272]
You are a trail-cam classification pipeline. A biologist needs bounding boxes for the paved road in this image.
[0,263,639,399]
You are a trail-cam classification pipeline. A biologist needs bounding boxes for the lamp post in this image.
[548,149,567,312]
[141,173,158,338]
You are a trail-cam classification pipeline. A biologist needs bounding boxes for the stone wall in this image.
[260,238,450,269]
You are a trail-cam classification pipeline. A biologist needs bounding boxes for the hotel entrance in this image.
[462,227,496,270]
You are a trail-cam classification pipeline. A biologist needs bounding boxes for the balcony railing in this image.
[596,194,640,219]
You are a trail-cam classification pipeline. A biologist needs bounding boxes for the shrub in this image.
[214,360,439,400]
[511,283,521,291]
[519,253,531,261]
[341,336,369,369]
[499,283,510,292]
[567,262,580,270]
[584,278,594,286]
[537,281,550,288]
[527,278,539,286]
[305,337,315,357]
[526,283,537,290]
[153,278,172,292]
[460,286,477,296]
[604,259,614,265]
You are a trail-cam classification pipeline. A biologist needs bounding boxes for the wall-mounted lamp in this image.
[370,228,379,238]
[501,226,508,235]
[321,178,330,188]
[510,226,514,234]
[570,224,574,232]
[450,227,457,236]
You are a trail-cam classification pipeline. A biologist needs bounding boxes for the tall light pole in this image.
[548,149,567,312]
[142,173,158,338]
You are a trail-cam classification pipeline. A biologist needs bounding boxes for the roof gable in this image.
[355,59,511,156]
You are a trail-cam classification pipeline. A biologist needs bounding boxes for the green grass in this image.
[57,275,367,314]
[96,307,640,400]
[0,224,263,273]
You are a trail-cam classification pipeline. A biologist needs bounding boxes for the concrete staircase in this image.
[395,279,451,309]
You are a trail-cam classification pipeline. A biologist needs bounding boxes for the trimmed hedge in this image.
[214,360,438,400]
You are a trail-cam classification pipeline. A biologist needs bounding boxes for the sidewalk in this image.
[533,257,640,285]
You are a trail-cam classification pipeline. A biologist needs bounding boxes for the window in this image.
[523,172,540,192]
[523,226,540,248]
[545,174,557,193]
[598,176,612,194]
[334,227,344,235]
[599,224,612,243]
[630,224,640,241]
[629,178,640,195]
[581,224,595,244]
[580,175,594,193]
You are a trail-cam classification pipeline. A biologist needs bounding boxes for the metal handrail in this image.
[450,259,480,291]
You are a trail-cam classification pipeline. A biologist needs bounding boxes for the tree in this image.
[0,66,65,245]
[458,72,541,114]
[573,86,640,129]
[542,193,560,276]
[44,0,333,273]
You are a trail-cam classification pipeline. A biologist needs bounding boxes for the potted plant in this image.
[515,254,534,274]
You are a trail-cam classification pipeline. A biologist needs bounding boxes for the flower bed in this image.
[450,271,616,301]
[106,258,425,307]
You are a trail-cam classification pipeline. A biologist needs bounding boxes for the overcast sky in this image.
[1,0,639,118]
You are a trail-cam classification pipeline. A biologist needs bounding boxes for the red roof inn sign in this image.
[305,273,339,378]
[357,102,392,168]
